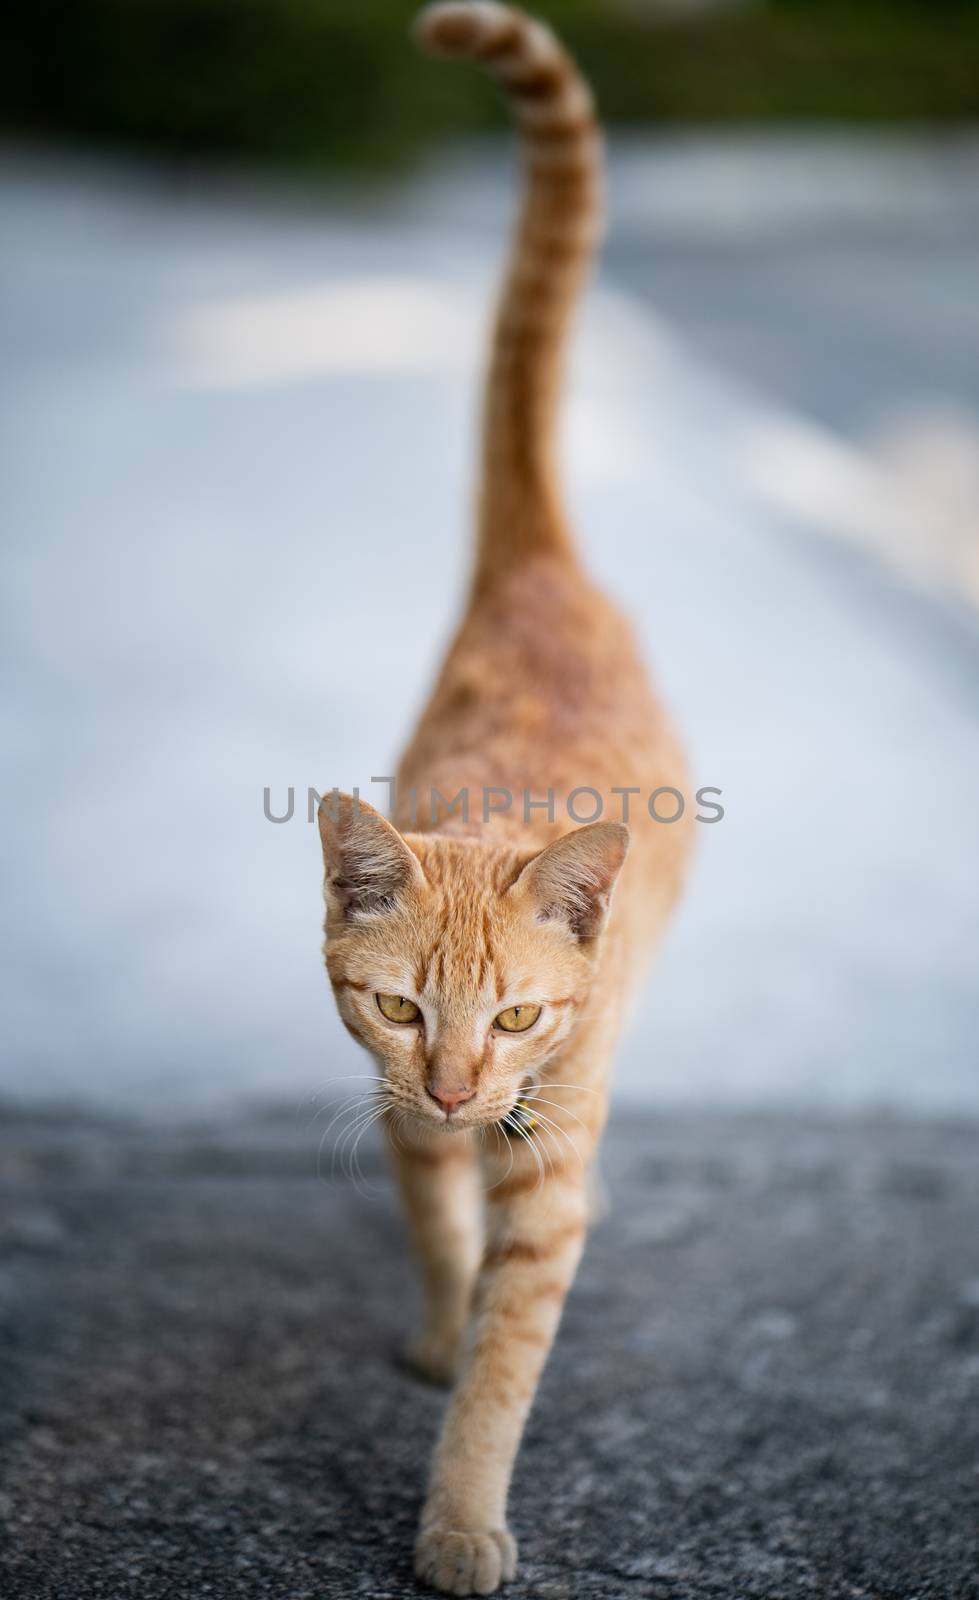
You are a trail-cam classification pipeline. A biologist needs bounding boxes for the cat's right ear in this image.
[317,792,426,923]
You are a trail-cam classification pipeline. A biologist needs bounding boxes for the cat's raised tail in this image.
[415,2,602,590]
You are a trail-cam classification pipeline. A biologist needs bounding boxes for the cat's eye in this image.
[376,993,421,1025]
[494,1004,542,1034]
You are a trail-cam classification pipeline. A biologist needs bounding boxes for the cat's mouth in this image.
[421,1096,536,1135]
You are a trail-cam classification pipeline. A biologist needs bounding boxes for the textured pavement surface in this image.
[2,1106,978,1599]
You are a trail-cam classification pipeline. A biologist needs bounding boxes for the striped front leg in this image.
[388,1121,484,1387]
[415,1156,589,1595]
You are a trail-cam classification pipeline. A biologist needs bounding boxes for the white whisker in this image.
[484,1117,516,1193]
[525,1095,592,1139]
[317,1093,381,1180]
[326,1092,389,1183]
[315,1088,383,1140]
[520,1081,600,1096]
[526,1106,585,1169]
[334,1097,390,1186]
[502,1113,545,1192]
[346,1102,393,1195]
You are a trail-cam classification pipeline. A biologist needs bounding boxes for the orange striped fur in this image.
[316,5,693,1592]
[418,0,604,587]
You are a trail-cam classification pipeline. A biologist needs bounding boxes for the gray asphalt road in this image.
[606,134,979,440]
[1,1107,977,1599]
[611,224,979,435]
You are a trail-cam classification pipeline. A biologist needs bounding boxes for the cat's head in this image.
[318,794,627,1130]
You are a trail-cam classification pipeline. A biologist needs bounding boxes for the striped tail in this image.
[415,2,602,589]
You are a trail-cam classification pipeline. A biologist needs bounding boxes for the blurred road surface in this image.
[1,137,978,1115]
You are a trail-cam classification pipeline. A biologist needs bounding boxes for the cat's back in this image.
[399,554,689,840]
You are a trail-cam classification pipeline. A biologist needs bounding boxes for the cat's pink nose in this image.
[427,1083,475,1116]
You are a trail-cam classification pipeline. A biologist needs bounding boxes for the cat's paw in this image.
[414,1525,517,1595]
[403,1329,462,1387]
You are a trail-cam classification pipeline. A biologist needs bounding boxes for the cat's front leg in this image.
[388,1120,483,1386]
[415,1157,588,1595]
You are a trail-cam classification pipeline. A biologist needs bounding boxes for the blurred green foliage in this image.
[5,1,979,173]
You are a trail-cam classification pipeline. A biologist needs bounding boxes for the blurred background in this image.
[2,0,978,1119]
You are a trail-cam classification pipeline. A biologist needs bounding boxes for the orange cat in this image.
[318,4,693,1592]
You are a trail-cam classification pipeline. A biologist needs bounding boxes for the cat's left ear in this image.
[509,822,629,941]
[317,792,426,923]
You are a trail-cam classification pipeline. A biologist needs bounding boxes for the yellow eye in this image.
[494,1004,542,1034]
[376,993,421,1024]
